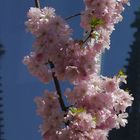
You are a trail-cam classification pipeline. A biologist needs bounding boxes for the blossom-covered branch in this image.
[24,0,133,139]
[33,0,67,112]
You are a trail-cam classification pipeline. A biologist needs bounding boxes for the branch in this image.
[83,29,93,44]
[65,13,81,20]
[34,0,67,112]
[35,0,40,8]
[49,61,67,112]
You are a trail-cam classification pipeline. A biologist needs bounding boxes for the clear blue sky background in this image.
[0,1,140,140]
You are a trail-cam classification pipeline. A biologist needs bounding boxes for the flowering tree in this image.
[23,0,134,140]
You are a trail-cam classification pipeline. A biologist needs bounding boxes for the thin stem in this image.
[35,0,40,8]
[49,61,67,112]
[83,29,93,44]
[65,13,81,20]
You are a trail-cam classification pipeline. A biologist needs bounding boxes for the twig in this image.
[65,13,81,20]
[35,0,40,8]
[83,29,93,44]
[48,61,67,112]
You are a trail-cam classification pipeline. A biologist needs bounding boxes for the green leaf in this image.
[117,69,126,77]
[90,17,104,28]
[92,31,100,40]
[70,107,86,114]
[92,116,97,123]
[124,88,130,93]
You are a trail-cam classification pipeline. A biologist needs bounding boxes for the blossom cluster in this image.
[24,6,99,83]
[24,0,133,140]
[81,0,130,49]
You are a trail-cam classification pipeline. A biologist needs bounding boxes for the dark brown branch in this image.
[83,29,93,44]
[65,13,81,20]
[49,61,67,112]
[35,0,40,8]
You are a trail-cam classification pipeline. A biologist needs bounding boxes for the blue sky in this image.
[0,1,140,140]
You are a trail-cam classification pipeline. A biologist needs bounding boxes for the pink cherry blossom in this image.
[24,1,133,140]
